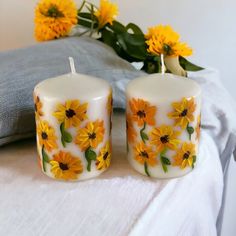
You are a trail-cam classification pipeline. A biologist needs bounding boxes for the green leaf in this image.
[85,147,97,172]
[78,12,93,19]
[144,162,150,177]
[63,131,72,143]
[78,18,93,28]
[140,131,149,142]
[60,122,72,145]
[42,148,50,163]
[126,23,143,34]
[116,32,147,61]
[179,56,204,71]
[85,148,97,161]
[161,163,168,173]
[193,155,197,163]
[187,126,194,134]
[161,156,171,165]
[108,21,126,33]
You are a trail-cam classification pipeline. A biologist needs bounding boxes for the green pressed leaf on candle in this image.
[85,147,97,171]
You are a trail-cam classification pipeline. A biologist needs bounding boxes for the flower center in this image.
[163,44,172,55]
[160,135,169,144]
[180,109,188,117]
[140,151,149,158]
[59,162,69,171]
[137,110,146,118]
[45,5,64,18]
[183,151,191,159]
[103,152,109,160]
[88,132,96,140]
[66,109,76,118]
[41,132,48,140]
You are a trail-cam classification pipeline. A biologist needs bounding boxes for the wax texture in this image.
[126,74,201,178]
[34,75,112,181]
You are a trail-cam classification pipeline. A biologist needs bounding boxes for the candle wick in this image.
[161,54,165,75]
[69,57,76,74]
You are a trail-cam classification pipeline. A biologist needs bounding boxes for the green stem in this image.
[144,162,150,177]
[140,122,148,143]
[160,148,168,173]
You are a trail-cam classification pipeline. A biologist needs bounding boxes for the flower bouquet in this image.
[34,0,203,76]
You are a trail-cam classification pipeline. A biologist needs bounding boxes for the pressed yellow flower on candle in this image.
[129,98,156,127]
[37,120,58,152]
[34,0,77,41]
[75,120,105,151]
[53,100,88,129]
[50,151,83,180]
[134,142,157,166]
[168,97,196,129]
[145,25,193,57]
[34,94,44,120]
[173,142,196,169]
[96,141,111,170]
[150,125,180,152]
[95,0,118,29]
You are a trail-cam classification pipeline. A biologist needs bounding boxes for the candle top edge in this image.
[126,73,201,100]
[34,73,111,99]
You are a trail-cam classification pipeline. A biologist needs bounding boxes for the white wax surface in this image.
[126,73,201,102]
[34,73,111,100]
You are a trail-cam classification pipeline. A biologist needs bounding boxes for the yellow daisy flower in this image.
[96,141,111,170]
[129,98,157,127]
[150,125,180,152]
[95,0,118,29]
[134,142,157,166]
[34,94,44,120]
[75,120,105,151]
[34,0,77,41]
[53,100,88,129]
[50,151,83,180]
[37,120,58,152]
[173,142,196,169]
[168,97,196,129]
[145,25,192,57]
[195,114,201,141]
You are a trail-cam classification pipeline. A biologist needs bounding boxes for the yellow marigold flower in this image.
[168,97,196,129]
[150,125,180,152]
[173,142,196,169]
[96,141,111,170]
[53,100,88,129]
[34,94,44,120]
[50,151,83,180]
[134,142,157,166]
[34,0,77,41]
[129,98,156,127]
[195,114,201,141]
[95,0,118,29]
[126,113,137,143]
[145,25,192,57]
[37,120,58,152]
[75,120,105,151]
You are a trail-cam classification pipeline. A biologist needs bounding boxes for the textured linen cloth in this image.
[0,36,144,146]
[0,112,223,236]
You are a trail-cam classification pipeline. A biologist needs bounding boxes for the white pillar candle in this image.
[34,59,112,181]
[126,73,201,178]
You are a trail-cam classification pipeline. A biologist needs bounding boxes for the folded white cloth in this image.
[0,69,235,236]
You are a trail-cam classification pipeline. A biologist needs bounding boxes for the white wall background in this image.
[0,0,236,99]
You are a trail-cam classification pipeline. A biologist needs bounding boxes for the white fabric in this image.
[1,68,236,236]
[0,112,223,236]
